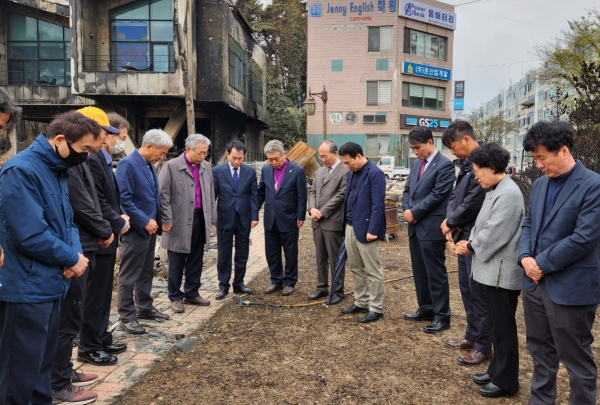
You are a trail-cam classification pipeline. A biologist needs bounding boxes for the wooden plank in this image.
[168,72,181,95]
[116,72,128,94]
[163,101,187,140]
[126,72,138,94]
[147,73,159,95]
[158,73,169,95]
[137,72,148,95]
[58,85,68,104]
[105,72,117,94]
[84,72,96,93]
[95,72,106,95]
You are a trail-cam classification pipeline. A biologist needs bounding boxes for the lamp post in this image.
[304,85,328,140]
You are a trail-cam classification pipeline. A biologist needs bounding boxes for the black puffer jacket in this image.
[445,157,486,241]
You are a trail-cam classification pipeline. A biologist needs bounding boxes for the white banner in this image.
[400,0,456,30]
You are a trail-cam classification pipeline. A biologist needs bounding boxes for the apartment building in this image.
[306,0,456,166]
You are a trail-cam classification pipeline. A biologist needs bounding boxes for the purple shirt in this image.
[184,153,202,209]
[273,159,289,194]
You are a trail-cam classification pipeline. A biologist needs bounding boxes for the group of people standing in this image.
[0,82,598,405]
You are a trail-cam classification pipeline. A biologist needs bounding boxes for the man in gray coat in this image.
[159,134,216,313]
[307,140,348,305]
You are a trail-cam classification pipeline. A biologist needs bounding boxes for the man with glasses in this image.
[213,141,259,300]
[258,140,307,296]
[158,134,216,313]
[307,140,348,305]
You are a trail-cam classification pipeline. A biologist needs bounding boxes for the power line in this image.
[452,0,490,6]
[454,59,539,68]
[461,7,560,30]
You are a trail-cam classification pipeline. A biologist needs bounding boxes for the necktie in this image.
[233,168,239,190]
[324,166,332,180]
[418,159,428,180]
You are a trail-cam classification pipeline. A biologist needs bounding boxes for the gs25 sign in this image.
[400,114,451,132]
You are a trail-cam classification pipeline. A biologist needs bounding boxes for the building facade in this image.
[306,0,456,166]
[478,69,568,167]
[0,0,268,163]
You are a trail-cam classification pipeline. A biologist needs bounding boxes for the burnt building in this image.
[0,0,269,163]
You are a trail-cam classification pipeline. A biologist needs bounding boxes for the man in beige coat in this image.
[308,140,348,305]
[159,134,216,313]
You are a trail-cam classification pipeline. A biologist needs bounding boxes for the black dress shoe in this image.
[472,373,492,385]
[308,290,328,300]
[404,309,435,321]
[341,304,369,314]
[423,319,450,333]
[215,289,229,300]
[326,293,345,305]
[360,311,384,323]
[103,343,127,354]
[233,285,253,294]
[137,308,169,320]
[478,382,516,398]
[77,350,118,366]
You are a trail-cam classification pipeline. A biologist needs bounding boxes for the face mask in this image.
[110,139,126,155]
[56,141,88,166]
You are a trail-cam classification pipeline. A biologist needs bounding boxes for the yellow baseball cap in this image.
[77,107,120,134]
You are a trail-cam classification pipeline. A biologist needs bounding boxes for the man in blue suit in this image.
[402,126,455,333]
[258,140,307,296]
[213,141,259,300]
[116,129,173,334]
[519,121,600,405]
[339,142,387,323]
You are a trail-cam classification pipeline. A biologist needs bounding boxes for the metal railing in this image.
[82,55,175,73]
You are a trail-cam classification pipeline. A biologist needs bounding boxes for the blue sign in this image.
[454,98,464,110]
[310,4,323,17]
[400,114,450,131]
[403,62,451,81]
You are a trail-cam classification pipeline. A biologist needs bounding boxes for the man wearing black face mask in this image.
[0,111,97,405]
[50,107,124,404]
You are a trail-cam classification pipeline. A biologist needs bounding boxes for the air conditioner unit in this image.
[363,114,387,123]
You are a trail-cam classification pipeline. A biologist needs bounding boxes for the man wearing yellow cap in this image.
[50,107,125,405]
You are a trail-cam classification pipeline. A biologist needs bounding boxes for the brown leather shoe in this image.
[183,296,210,306]
[171,300,184,313]
[281,286,294,296]
[264,284,283,294]
[445,338,475,350]
[458,349,493,366]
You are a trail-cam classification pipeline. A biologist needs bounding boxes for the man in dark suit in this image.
[78,113,131,363]
[116,129,173,334]
[213,141,259,300]
[307,140,348,305]
[519,121,600,405]
[402,126,455,333]
[338,142,386,323]
[258,139,307,296]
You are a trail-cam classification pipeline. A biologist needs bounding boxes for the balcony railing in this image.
[81,54,175,73]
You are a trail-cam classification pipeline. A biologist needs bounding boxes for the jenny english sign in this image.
[403,61,451,81]
[399,0,456,30]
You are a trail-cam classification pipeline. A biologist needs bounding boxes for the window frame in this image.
[229,36,247,95]
[366,81,392,106]
[366,134,391,156]
[109,0,175,73]
[401,82,445,111]
[7,12,71,86]
[368,26,393,52]
[403,28,447,61]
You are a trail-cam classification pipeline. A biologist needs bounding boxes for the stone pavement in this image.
[72,225,269,403]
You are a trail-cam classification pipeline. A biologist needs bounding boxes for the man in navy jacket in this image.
[213,141,259,300]
[258,140,307,296]
[402,126,455,334]
[519,121,600,405]
[339,142,386,323]
[0,112,94,405]
[116,129,173,334]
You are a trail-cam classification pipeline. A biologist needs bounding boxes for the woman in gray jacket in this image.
[455,143,525,398]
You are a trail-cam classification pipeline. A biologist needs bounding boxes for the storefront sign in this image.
[403,61,451,81]
[453,80,465,110]
[330,112,343,124]
[400,114,451,131]
[309,1,397,18]
[399,0,456,30]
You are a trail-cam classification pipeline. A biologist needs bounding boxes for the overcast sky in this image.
[258,0,595,112]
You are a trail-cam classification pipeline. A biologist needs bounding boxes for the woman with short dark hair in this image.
[455,143,525,398]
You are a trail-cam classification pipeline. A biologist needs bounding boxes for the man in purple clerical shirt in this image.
[258,140,307,296]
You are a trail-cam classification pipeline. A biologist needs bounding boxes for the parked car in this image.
[376,156,410,179]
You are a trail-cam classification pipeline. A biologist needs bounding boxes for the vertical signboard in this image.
[454,80,465,110]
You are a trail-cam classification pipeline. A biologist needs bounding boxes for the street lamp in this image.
[304,85,328,140]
